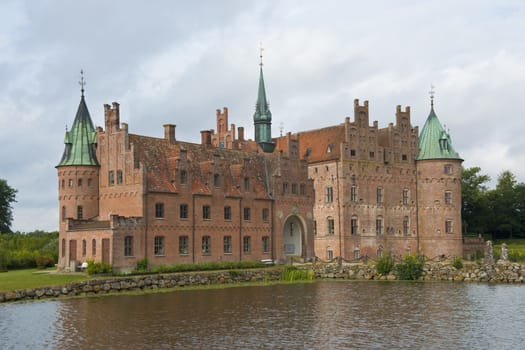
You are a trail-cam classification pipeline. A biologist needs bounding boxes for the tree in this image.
[0,179,17,233]
[461,167,490,235]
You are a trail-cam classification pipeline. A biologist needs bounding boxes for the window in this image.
[82,239,86,257]
[291,183,298,194]
[78,178,83,187]
[377,187,384,204]
[313,220,317,235]
[402,154,408,161]
[154,236,165,256]
[180,204,188,219]
[262,208,269,223]
[68,179,73,188]
[214,174,220,187]
[124,236,133,256]
[117,170,123,184]
[87,178,92,187]
[243,207,251,221]
[444,165,452,175]
[61,179,65,188]
[327,217,335,235]
[445,220,453,233]
[369,151,375,159]
[224,206,231,220]
[202,236,211,255]
[203,205,211,220]
[327,249,334,260]
[244,177,250,191]
[62,206,66,221]
[262,236,270,253]
[155,203,164,218]
[243,236,251,253]
[445,191,452,205]
[351,216,358,235]
[180,170,187,184]
[300,184,306,195]
[351,185,357,203]
[354,247,360,260]
[403,216,409,235]
[376,216,383,235]
[403,189,409,205]
[179,236,189,255]
[77,206,83,220]
[109,171,114,185]
[92,239,96,256]
[282,182,289,194]
[62,239,66,257]
[223,236,232,254]
[350,149,356,156]
[325,186,333,203]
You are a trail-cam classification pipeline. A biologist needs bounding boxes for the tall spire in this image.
[253,44,275,153]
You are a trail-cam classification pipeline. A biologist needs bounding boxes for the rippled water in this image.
[1,281,525,349]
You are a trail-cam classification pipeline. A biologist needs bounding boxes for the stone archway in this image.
[283,215,304,258]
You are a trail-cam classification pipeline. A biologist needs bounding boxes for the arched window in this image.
[92,239,96,256]
[82,239,86,257]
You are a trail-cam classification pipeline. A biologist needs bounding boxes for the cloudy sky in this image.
[1,0,524,232]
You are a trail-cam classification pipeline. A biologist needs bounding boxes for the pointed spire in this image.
[253,44,275,153]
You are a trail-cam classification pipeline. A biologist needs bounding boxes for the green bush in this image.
[136,257,148,271]
[34,256,54,269]
[470,250,484,262]
[452,256,463,269]
[376,255,394,275]
[280,265,314,281]
[86,261,112,275]
[395,254,424,280]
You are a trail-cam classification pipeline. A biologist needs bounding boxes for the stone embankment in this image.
[0,269,282,304]
[314,260,525,283]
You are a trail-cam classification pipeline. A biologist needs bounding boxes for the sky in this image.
[1,0,524,232]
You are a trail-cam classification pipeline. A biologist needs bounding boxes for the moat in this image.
[1,281,524,349]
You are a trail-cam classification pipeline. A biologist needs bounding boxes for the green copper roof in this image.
[254,66,272,122]
[416,105,461,160]
[57,95,99,166]
[253,65,275,153]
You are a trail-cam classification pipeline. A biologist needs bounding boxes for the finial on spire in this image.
[79,69,86,97]
[279,122,284,137]
[259,42,264,67]
[429,84,435,107]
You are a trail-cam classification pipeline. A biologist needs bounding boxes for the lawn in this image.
[0,268,90,292]
[493,239,525,262]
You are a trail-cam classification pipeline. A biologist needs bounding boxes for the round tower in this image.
[416,96,463,258]
[56,78,100,269]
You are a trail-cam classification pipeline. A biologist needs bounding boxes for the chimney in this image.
[238,127,244,141]
[164,124,176,144]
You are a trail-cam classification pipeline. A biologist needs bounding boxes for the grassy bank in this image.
[494,239,525,261]
[0,269,89,292]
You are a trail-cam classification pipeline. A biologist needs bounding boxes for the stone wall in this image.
[0,269,282,304]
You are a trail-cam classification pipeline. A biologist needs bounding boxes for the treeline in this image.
[0,231,58,270]
[463,167,525,239]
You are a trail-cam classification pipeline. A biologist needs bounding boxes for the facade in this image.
[57,67,314,273]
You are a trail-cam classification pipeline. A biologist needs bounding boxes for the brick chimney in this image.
[164,124,176,144]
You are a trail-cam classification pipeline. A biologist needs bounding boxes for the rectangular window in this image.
[244,207,251,221]
[327,218,335,235]
[180,204,188,219]
[403,189,409,205]
[351,185,357,203]
[327,249,334,260]
[369,151,375,159]
[82,239,86,257]
[444,165,452,175]
[403,217,409,235]
[262,236,270,253]
[300,184,306,195]
[180,170,187,184]
[154,236,165,256]
[402,154,408,161]
[223,236,232,254]
[313,220,317,235]
[92,239,96,256]
[445,191,452,205]
[203,205,211,220]
[351,216,358,235]
[117,170,123,184]
[244,177,250,191]
[179,236,189,255]
[124,236,133,256]
[214,174,220,187]
[326,186,333,203]
[262,208,269,223]
[202,236,211,255]
[282,182,289,194]
[376,218,383,235]
[377,187,384,205]
[78,178,83,187]
[68,179,73,188]
[350,149,356,156]
[243,236,251,254]
[445,220,453,233]
[224,206,231,220]
[77,206,83,220]
[109,171,114,185]
[155,203,164,218]
[87,178,92,187]
[291,183,298,194]
[354,248,360,260]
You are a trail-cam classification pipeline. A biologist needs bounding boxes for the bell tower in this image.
[253,46,276,153]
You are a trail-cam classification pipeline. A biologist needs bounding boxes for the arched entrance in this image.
[283,215,304,258]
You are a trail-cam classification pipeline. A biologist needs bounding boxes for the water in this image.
[1,281,524,349]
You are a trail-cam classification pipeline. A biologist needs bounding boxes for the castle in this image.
[57,63,462,272]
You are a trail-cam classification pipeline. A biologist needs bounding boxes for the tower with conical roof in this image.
[253,48,276,153]
[56,71,100,269]
[416,90,463,257]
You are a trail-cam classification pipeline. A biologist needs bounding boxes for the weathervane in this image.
[279,122,284,137]
[429,84,435,107]
[259,42,264,67]
[79,69,86,97]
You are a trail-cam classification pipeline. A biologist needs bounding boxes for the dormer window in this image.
[327,144,334,153]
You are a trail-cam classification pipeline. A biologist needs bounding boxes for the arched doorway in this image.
[283,215,304,258]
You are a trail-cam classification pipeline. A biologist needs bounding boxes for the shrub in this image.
[136,257,148,271]
[140,261,268,275]
[280,265,314,281]
[452,256,463,269]
[395,254,424,280]
[86,261,112,275]
[470,250,484,262]
[376,255,394,275]
[35,256,54,269]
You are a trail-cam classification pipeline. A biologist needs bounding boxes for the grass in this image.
[493,239,525,262]
[0,268,90,292]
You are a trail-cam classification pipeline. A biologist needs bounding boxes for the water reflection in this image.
[1,282,524,349]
